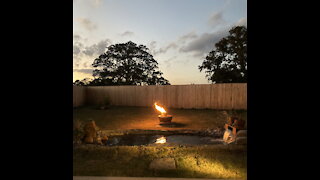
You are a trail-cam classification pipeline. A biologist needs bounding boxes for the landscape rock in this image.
[149,158,176,170]
[83,120,97,144]
[83,136,94,144]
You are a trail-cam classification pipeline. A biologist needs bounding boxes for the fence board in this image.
[73,86,86,107]
[74,84,247,109]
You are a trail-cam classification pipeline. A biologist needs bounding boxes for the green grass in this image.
[73,145,247,179]
[73,106,247,130]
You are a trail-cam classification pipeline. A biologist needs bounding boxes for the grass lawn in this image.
[73,144,247,179]
[73,106,247,179]
[73,106,247,131]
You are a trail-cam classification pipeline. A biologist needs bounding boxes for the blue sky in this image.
[73,0,247,84]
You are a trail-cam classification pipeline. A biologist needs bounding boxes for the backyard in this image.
[73,106,247,179]
[73,106,247,131]
[73,1,247,178]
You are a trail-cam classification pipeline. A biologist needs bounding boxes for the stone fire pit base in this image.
[158,115,173,125]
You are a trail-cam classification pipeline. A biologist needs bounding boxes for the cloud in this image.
[235,17,247,27]
[73,38,112,68]
[90,0,102,7]
[120,31,134,37]
[74,63,80,68]
[73,34,81,42]
[208,11,225,27]
[73,36,111,73]
[148,41,178,55]
[73,41,84,61]
[73,68,94,75]
[77,18,97,31]
[179,29,228,57]
[155,43,178,55]
[148,41,157,54]
[178,31,198,44]
[82,62,91,68]
[149,41,157,50]
[149,16,247,58]
[148,31,199,56]
[163,56,177,68]
[74,0,102,8]
[179,16,247,57]
[82,39,111,56]
[73,45,81,55]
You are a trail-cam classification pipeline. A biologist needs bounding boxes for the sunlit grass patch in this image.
[73,145,246,179]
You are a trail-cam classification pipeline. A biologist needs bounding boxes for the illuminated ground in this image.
[73,145,247,179]
[73,106,247,131]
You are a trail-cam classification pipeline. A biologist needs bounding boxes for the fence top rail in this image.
[82,83,247,88]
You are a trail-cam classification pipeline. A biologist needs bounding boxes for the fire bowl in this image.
[158,115,173,124]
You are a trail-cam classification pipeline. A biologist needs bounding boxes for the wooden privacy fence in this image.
[83,83,247,110]
[73,86,86,107]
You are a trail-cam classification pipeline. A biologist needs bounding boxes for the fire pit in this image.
[158,114,173,124]
[154,103,173,125]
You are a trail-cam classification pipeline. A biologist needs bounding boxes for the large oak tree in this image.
[90,41,170,86]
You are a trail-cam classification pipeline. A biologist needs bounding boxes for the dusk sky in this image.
[73,0,247,85]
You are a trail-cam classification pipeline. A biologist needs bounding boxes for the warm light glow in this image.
[155,136,166,144]
[154,103,167,114]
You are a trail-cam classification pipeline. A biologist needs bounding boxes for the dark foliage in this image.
[73,78,92,86]
[90,41,170,86]
[199,26,247,83]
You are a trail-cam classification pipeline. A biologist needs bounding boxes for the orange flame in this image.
[154,103,166,114]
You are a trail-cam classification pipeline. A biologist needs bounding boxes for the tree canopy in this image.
[199,26,247,83]
[92,41,170,86]
[73,41,170,86]
[73,78,92,86]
